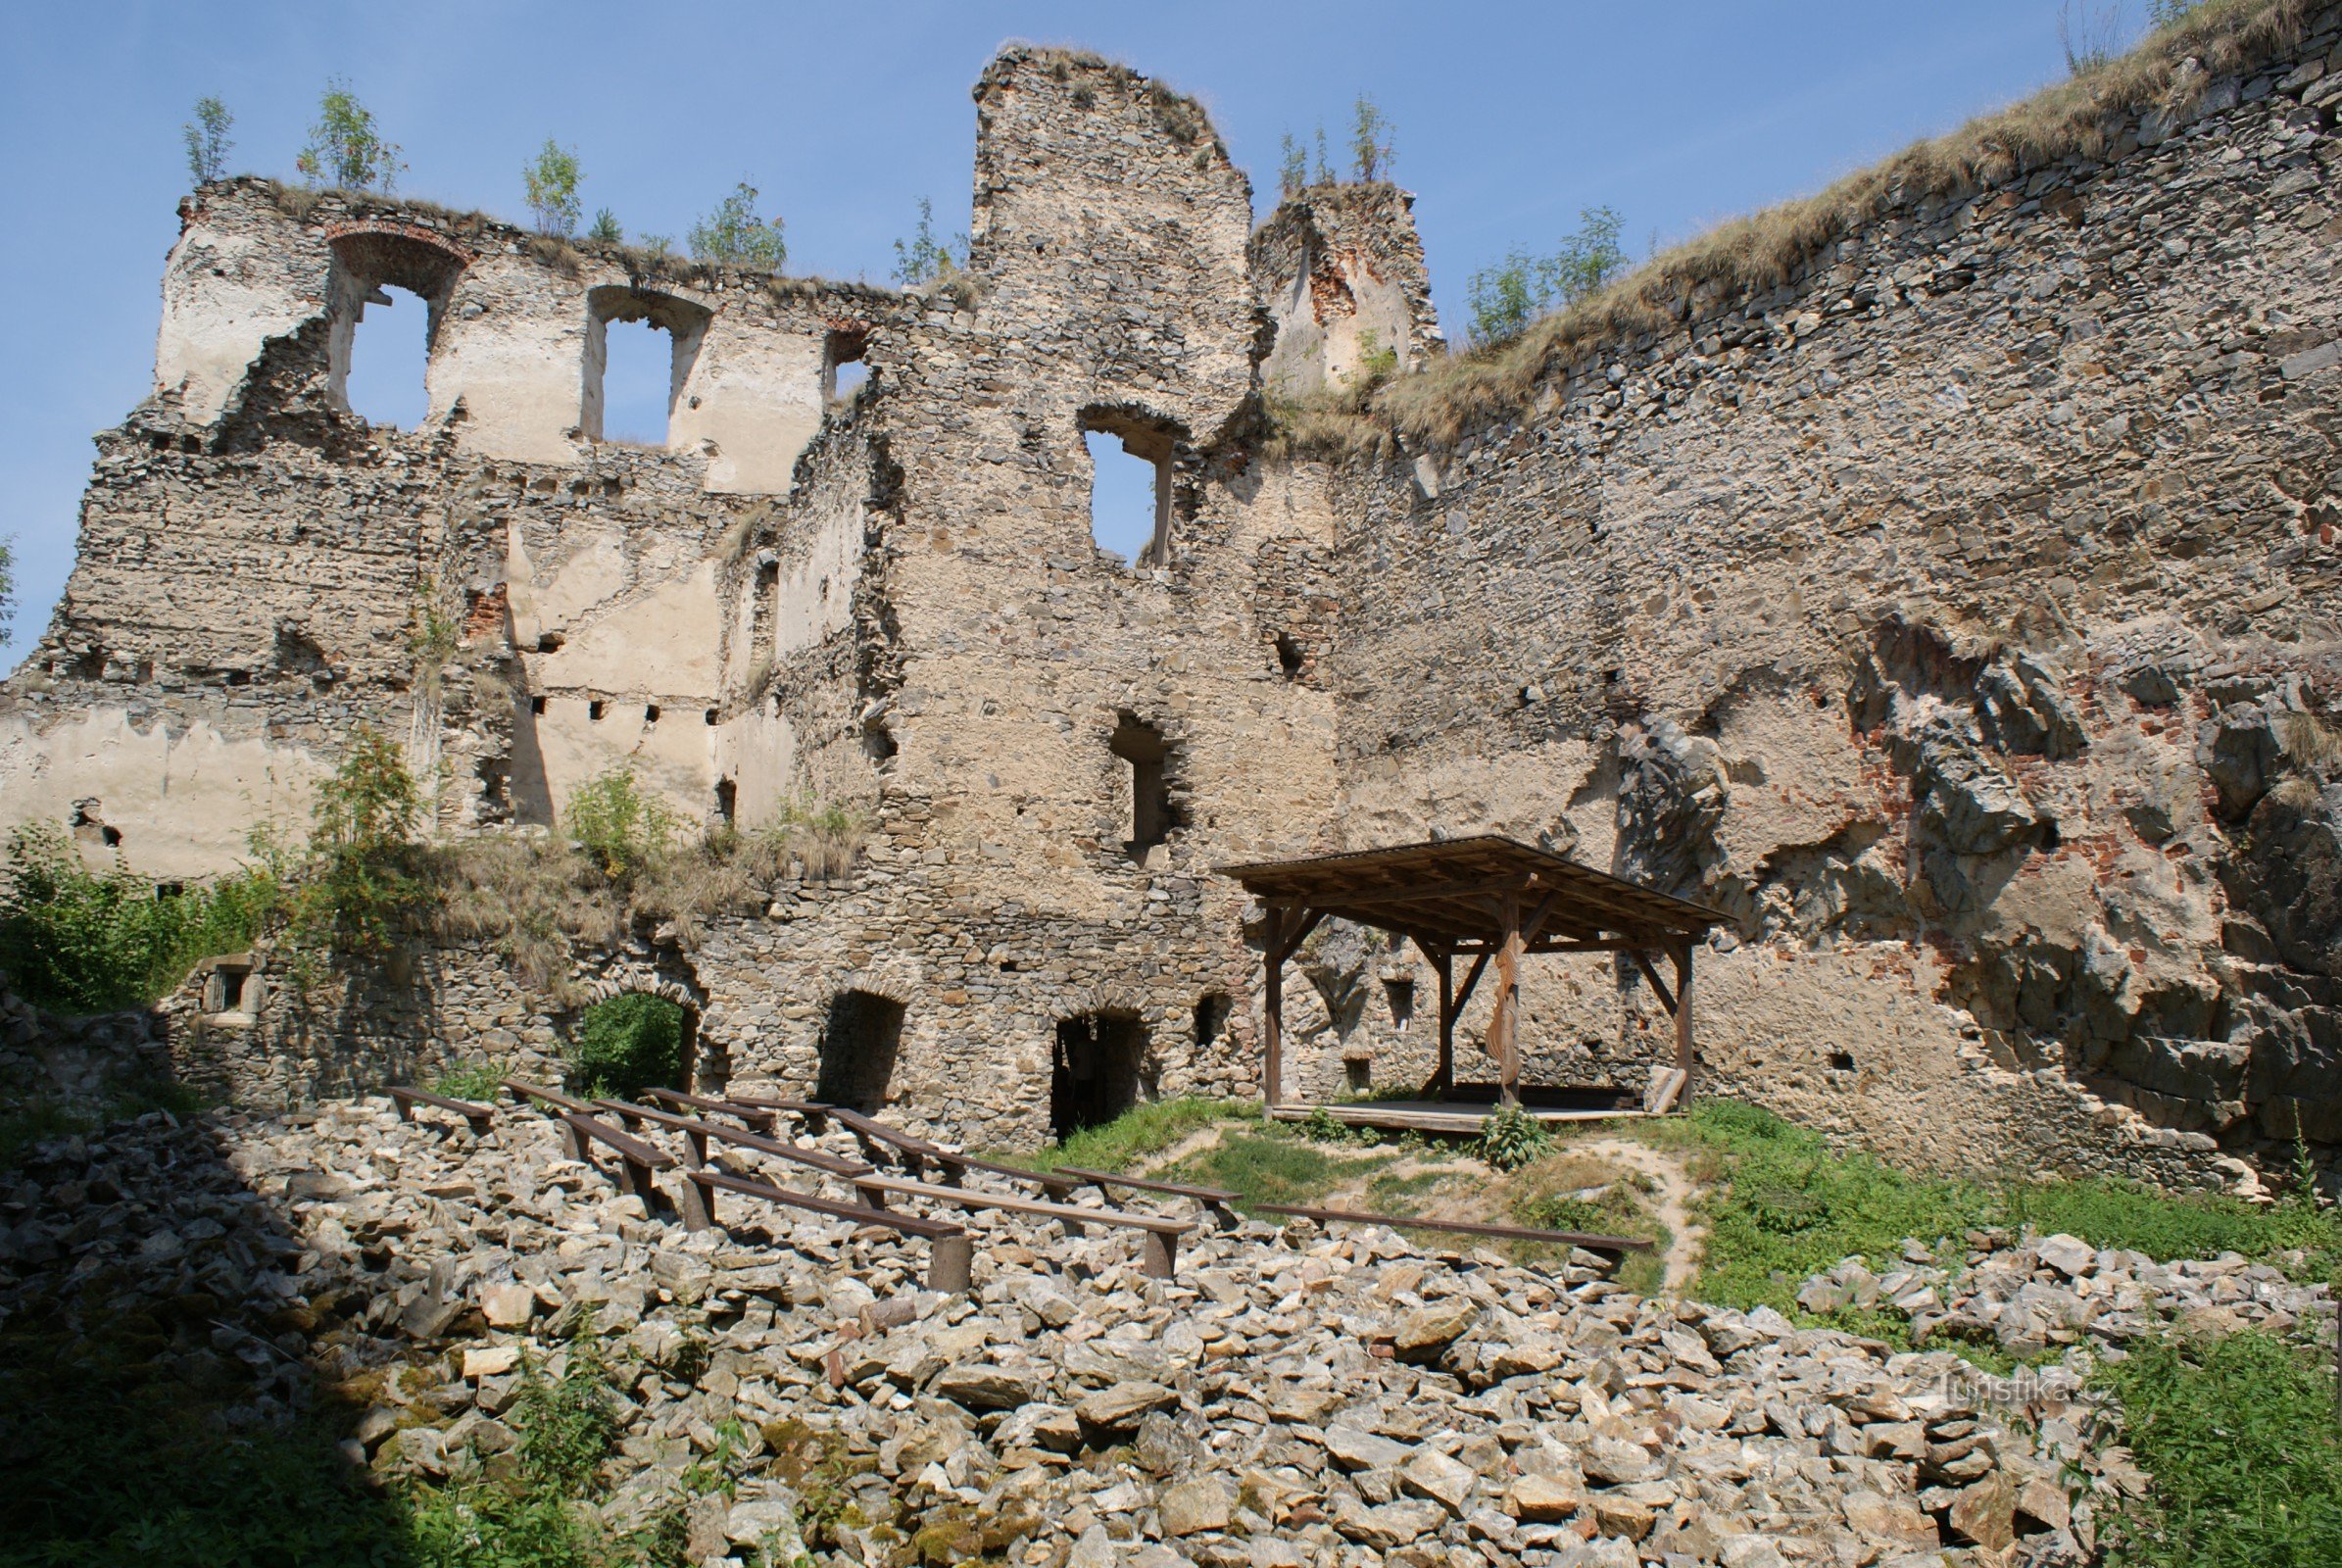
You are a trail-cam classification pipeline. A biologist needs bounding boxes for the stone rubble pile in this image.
[1,1097,2332,1568]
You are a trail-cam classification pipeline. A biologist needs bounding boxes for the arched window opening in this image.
[1078,410,1180,568]
[325,226,465,430]
[815,990,903,1113]
[1052,1011,1150,1138]
[1109,711,1172,860]
[583,285,710,447]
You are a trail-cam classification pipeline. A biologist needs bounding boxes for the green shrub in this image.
[432,1060,507,1102]
[562,765,680,882]
[1475,1102,1552,1171]
[689,181,786,270]
[1466,206,1627,345]
[2098,1330,2342,1568]
[569,994,685,1101]
[0,820,272,1013]
[271,726,430,962]
[295,76,403,191]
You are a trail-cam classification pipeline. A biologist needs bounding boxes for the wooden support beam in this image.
[1490,894,1524,1107]
[1452,951,1491,1014]
[1631,950,1679,1017]
[1427,948,1455,1097]
[1673,941,1696,1108]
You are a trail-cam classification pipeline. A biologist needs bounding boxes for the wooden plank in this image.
[1264,912,1286,1110]
[1252,1200,1652,1254]
[593,1099,873,1177]
[1052,1166,1241,1229]
[851,1174,1189,1235]
[1643,1067,1688,1115]
[1266,1102,1650,1132]
[642,1087,779,1131]
[685,1168,975,1292]
[561,1112,676,1171]
[388,1087,495,1135]
[1491,895,1523,1106]
[505,1078,596,1115]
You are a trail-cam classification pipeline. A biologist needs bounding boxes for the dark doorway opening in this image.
[1051,1011,1148,1139]
[815,990,904,1112]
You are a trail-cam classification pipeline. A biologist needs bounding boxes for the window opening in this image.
[644,704,660,723]
[1384,977,1416,1029]
[1051,1011,1149,1139]
[715,778,737,826]
[1109,712,1171,858]
[341,282,431,428]
[1193,993,1231,1051]
[1274,632,1304,678]
[815,990,904,1113]
[530,696,547,715]
[1083,430,1168,566]
[589,700,606,721]
[822,327,871,402]
[1344,1057,1373,1094]
[704,708,718,726]
[210,964,254,1014]
[597,317,676,443]
[583,286,709,447]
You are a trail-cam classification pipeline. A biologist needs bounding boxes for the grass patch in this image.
[1169,1129,1396,1213]
[1655,1101,2342,1330]
[2097,1330,2342,1568]
[1014,1097,1255,1173]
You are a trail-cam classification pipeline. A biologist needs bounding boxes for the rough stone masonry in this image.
[5,17,2342,1181]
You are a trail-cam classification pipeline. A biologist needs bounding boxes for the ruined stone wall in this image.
[1319,10,2342,1181]
[3,181,904,864]
[1251,182,1444,396]
[13,24,2342,1181]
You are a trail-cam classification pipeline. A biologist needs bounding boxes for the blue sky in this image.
[0,0,2152,662]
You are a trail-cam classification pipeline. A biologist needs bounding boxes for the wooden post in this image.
[1672,941,1695,1107]
[1491,895,1524,1107]
[1263,904,1287,1112]
[1433,949,1455,1097]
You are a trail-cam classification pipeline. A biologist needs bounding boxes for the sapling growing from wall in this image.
[586,207,623,244]
[688,181,786,270]
[1350,95,1395,182]
[891,196,968,286]
[181,96,232,185]
[0,533,13,644]
[296,78,403,191]
[522,138,582,237]
[1278,134,1307,199]
[1466,205,1627,345]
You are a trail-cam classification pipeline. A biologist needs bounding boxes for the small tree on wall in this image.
[891,197,968,286]
[570,993,686,1099]
[1350,96,1396,183]
[182,96,232,185]
[297,78,404,191]
[689,181,787,270]
[522,139,582,237]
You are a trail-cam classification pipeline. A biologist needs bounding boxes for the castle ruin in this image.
[6,24,2342,1186]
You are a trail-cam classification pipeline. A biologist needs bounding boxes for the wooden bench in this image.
[387,1086,495,1138]
[1054,1166,1242,1230]
[559,1112,677,1205]
[684,1167,975,1293]
[592,1099,871,1180]
[641,1087,780,1132]
[852,1172,1193,1280]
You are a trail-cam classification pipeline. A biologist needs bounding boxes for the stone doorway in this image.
[1051,1011,1147,1139]
[815,990,903,1112]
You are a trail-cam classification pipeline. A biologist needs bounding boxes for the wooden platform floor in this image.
[1267,1100,1655,1134]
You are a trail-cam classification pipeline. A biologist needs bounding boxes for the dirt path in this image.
[1573,1135,1702,1293]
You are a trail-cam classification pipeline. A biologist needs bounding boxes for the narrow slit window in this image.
[1109,712,1171,859]
[342,283,430,428]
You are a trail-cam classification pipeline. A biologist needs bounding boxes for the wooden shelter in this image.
[1219,836,1727,1130]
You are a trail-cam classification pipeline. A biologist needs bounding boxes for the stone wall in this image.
[8,18,2342,1183]
[1321,5,2342,1180]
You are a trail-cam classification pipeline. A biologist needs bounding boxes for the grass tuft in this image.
[1015,1097,1254,1173]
